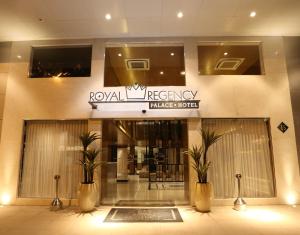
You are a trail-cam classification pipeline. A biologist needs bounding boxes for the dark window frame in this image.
[103,44,186,87]
[197,42,265,76]
[28,45,93,79]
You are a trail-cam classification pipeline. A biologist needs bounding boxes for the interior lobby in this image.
[1,0,300,234]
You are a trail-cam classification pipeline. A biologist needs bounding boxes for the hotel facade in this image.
[0,36,300,207]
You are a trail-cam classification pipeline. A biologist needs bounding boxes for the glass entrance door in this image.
[100,119,189,205]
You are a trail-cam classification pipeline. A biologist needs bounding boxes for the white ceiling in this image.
[0,0,300,41]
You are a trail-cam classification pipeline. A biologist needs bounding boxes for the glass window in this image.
[202,118,275,198]
[29,46,92,78]
[198,44,263,75]
[19,120,87,199]
[104,45,186,86]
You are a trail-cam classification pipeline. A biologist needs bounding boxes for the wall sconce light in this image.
[233,174,247,211]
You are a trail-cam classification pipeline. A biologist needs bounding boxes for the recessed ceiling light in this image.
[224,52,228,56]
[170,52,175,56]
[177,11,183,18]
[250,11,256,18]
[180,71,185,75]
[118,53,122,57]
[105,13,112,20]
[160,71,164,75]
[17,55,22,59]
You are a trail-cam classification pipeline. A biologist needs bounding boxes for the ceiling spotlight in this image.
[118,53,122,57]
[105,13,112,20]
[224,52,228,56]
[17,55,22,59]
[160,71,164,75]
[177,11,183,18]
[180,71,185,75]
[250,11,256,18]
[170,52,175,56]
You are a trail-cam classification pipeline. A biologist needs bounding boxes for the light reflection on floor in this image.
[240,208,283,222]
[101,175,187,204]
[0,205,300,235]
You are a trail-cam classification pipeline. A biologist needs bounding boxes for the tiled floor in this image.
[0,205,299,235]
[101,175,187,204]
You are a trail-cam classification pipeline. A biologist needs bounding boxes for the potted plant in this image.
[79,132,100,212]
[186,129,222,212]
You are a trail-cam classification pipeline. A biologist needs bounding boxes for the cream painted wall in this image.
[0,42,11,142]
[0,37,299,206]
[0,66,8,138]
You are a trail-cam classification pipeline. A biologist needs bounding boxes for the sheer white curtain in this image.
[19,120,87,199]
[202,119,275,198]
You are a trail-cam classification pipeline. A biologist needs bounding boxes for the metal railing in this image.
[148,163,184,183]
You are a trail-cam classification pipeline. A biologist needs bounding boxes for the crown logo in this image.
[125,83,147,100]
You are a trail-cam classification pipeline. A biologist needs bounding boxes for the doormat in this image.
[104,208,183,222]
[115,200,175,207]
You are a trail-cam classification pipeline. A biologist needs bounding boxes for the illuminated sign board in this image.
[89,84,200,110]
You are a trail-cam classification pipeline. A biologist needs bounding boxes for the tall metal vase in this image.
[79,182,98,212]
[195,182,212,212]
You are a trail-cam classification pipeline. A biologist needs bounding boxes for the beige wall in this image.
[283,37,300,174]
[0,37,299,206]
[0,42,11,141]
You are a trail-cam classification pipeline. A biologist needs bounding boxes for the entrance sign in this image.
[89,84,200,110]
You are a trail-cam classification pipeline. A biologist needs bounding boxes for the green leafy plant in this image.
[186,129,222,183]
[79,132,100,184]
[80,149,101,184]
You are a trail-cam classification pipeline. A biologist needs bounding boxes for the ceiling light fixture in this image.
[250,11,256,18]
[118,53,122,57]
[224,52,228,56]
[105,13,112,20]
[17,55,22,59]
[160,71,164,75]
[170,52,175,56]
[180,71,185,75]
[177,11,183,18]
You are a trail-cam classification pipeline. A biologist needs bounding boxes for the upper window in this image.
[198,43,263,75]
[104,45,186,87]
[29,46,92,78]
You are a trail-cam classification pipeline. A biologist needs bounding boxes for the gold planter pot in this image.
[79,182,98,212]
[195,182,212,212]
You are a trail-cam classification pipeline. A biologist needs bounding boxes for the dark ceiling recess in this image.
[104,46,186,87]
[198,44,263,75]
